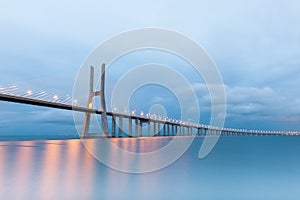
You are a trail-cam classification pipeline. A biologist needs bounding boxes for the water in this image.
[0,136,300,200]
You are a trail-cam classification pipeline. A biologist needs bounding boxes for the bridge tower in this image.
[81,64,109,137]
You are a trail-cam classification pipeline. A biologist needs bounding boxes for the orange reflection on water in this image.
[63,140,85,199]
[0,144,8,196]
[35,140,62,200]
[110,137,168,153]
[80,142,96,199]
[12,141,35,199]
[0,139,97,200]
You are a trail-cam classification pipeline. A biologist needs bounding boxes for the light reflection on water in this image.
[0,136,300,200]
[0,140,96,199]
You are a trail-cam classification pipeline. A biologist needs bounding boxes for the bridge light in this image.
[141,111,144,116]
[53,95,58,100]
[27,90,32,95]
[88,103,92,109]
[73,99,78,105]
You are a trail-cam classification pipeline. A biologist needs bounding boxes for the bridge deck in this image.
[1,93,299,136]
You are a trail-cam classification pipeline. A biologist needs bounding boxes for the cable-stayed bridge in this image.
[0,65,299,137]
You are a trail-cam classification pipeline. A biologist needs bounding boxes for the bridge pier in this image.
[135,119,138,137]
[139,120,143,137]
[112,115,116,137]
[188,127,192,135]
[129,118,132,137]
[148,121,150,137]
[118,116,123,137]
[158,122,161,136]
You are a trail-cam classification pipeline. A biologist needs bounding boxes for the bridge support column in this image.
[118,116,123,137]
[129,118,132,137]
[148,121,150,137]
[135,119,138,137]
[139,120,143,137]
[158,123,161,136]
[112,115,116,137]
[172,124,174,136]
[154,122,156,136]
[163,124,166,136]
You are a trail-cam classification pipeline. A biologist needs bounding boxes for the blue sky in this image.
[0,0,300,135]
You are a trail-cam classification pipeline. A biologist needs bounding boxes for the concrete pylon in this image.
[81,64,109,137]
[100,63,109,135]
[81,66,94,137]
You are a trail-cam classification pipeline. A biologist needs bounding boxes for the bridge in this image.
[0,64,299,137]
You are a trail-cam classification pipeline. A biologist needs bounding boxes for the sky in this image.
[0,0,300,136]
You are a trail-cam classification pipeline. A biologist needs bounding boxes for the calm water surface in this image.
[0,136,300,200]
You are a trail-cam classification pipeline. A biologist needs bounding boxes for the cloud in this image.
[0,104,76,135]
[192,83,300,125]
[150,96,173,104]
[28,110,75,125]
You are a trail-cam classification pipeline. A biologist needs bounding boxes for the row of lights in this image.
[24,89,79,105]
[111,106,212,128]
[117,108,300,135]
[26,90,59,100]
[3,88,298,135]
